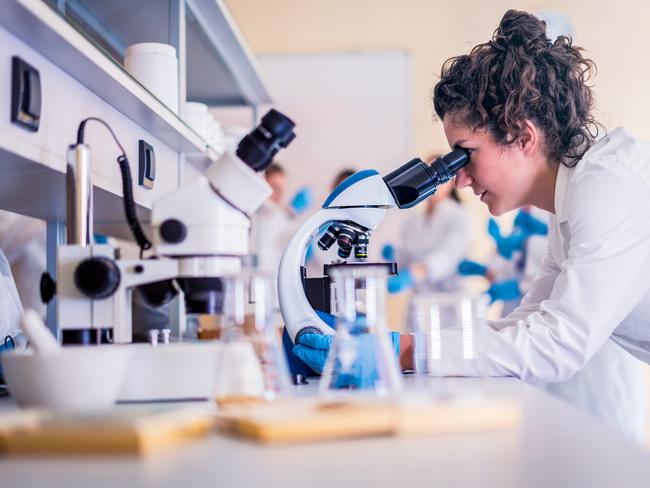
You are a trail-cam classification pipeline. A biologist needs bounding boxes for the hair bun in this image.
[494,10,550,51]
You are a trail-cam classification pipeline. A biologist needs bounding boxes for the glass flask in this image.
[409,292,489,378]
[214,273,290,404]
[319,264,402,397]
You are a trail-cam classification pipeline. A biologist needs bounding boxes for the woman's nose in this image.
[454,167,472,189]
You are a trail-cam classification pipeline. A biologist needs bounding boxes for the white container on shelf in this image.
[183,101,209,140]
[125,42,179,114]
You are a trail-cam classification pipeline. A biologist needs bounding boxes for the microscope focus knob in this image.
[160,218,187,244]
[74,257,121,299]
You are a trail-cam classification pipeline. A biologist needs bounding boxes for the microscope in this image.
[42,110,296,400]
[278,149,470,347]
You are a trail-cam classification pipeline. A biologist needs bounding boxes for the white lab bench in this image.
[1,376,649,488]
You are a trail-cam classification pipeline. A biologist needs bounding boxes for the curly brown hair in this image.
[433,10,601,167]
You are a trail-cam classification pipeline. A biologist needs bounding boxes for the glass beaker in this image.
[319,264,402,397]
[409,292,489,378]
[214,273,290,405]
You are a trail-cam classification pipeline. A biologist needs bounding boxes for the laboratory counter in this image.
[1,377,649,488]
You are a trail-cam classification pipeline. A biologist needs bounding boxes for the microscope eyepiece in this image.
[429,148,470,181]
[236,109,296,172]
[383,148,470,209]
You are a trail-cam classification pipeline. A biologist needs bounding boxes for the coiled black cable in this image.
[76,117,152,256]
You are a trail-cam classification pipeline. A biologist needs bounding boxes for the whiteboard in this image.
[259,51,413,189]
[258,51,415,258]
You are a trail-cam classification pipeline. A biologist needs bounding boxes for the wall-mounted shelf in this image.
[44,0,274,108]
[1,0,207,155]
[185,0,274,106]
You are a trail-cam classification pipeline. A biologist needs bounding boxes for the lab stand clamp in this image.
[41,110,296,401]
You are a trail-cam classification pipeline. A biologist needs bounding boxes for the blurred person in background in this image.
[305,168,356,278]
[382,155,471,295]
[250,162,312,306]
[0,211,46,319]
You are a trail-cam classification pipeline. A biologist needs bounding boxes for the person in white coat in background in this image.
[250,163,312,306]
[383,177,471,294]
[0,211,46,319]
[305,168,356,278]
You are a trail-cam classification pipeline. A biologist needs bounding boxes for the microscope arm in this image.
[279,208,349,342]
[279,206,389,343]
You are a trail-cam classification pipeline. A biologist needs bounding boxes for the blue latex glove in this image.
[293,331,401,388]
[514,209,549,236]
[0,335,17,378]
[487,279,521,303]
[381,243,395,261]
[94,234,108,244]
[387,268,414,293]
[458,259,488,276]
[487,218,502,241]
[289,186,313,215]
[495,233,527,260]
[488,218,526,259]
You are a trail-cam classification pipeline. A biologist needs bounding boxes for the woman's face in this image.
[443,113,537,216]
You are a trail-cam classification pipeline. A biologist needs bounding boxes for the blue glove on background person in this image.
[514,209,549,236]
[289,186,313,215]
[0,334,17,379]
[488,218,526,260]
[387,268,414,293]
[487,279,521,303]
[293,331,401,388]
[458,259,488,276]
[381,243,396,261]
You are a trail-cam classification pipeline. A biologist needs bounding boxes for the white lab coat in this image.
[522,208,646,441]
[0,211,46,318]
[250,200,298,306]
[398,198,471,292]
[443,128,650,384]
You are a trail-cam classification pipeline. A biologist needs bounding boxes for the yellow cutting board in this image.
[0,407,215,456]
[216,396,521,444]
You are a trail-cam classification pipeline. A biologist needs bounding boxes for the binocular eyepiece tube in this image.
[383,147,470,209]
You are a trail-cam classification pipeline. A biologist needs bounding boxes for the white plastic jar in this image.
[125,42,179,114]
[183,101,209,140]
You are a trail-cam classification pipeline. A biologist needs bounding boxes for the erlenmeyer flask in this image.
[214,273,290,405]
[319,264,402,397]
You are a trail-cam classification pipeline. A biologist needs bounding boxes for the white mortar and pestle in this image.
[1,310,132,411]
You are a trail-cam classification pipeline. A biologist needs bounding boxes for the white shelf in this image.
[1,0,208,156]
[185,0,274,105]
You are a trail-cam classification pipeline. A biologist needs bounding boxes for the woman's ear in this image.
[519,119,540,156]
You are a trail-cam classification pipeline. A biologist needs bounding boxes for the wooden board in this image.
[0,407,215,456]
[216,395,521,444]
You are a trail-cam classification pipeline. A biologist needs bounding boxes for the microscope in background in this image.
[40,110,295,400]
[278,149,470,350]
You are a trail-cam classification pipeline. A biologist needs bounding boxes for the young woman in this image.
[432,9,650,381]
[293,10,650,387]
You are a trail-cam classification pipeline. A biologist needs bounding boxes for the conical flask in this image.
[319,264,402,397]
[214,273,290,405]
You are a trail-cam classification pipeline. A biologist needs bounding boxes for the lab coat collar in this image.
[554,163,571,223]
